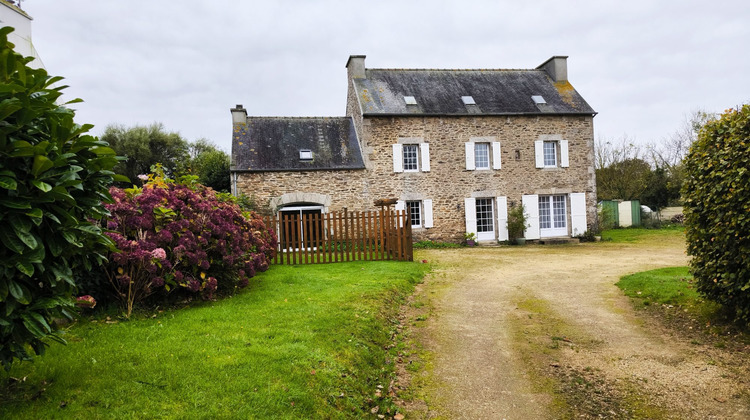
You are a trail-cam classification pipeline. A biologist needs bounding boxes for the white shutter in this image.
[423,199,434,228]
[534,140,544,168]
[570,193,587,236]
[464,197,477,236]
[560,140,569,168]
[392,144,403,173]
[492,141,502,170]
[465,142,475,170]
[522,194,540,240]
[496,196,508,241]
[420,143,430,172]
[395,200,406,228]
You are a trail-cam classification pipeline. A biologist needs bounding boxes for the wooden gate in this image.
[262,209,413,265]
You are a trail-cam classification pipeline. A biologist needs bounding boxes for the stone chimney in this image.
[346,55,366,79]
[537,56,568,82]
[231,104,247,124]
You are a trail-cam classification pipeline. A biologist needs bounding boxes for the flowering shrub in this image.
[102,169,276,316]
[75,295,97,309]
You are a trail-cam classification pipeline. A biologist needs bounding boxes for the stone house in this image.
[231,55,597,243]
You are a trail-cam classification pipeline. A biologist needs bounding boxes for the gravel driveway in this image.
[400,236,750,419]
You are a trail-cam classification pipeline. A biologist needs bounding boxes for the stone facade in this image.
[233,55,597,243]
[236,113,595,242]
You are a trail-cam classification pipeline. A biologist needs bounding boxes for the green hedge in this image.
[682,105,750,324]
[0,27,123,369]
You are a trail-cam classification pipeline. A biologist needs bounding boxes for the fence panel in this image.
[262,209,412,265]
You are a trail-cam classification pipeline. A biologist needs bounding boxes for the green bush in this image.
[0,28,122,370]
[682,104,750,324]
[192,148,230,192]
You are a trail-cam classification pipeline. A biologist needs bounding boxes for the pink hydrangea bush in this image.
[102,173,277,316]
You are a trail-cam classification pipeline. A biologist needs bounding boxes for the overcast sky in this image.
[21,0,750,153]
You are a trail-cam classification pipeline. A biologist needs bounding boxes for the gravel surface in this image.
[398,238,750,419]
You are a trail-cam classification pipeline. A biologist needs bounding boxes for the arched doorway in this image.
[278,203,324,250]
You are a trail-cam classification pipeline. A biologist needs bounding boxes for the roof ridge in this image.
[246,116,350,120]
[368,68,543,72]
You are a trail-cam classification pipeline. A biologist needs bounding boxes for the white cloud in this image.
[22,0,750,152]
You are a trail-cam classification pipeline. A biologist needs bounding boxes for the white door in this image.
[475,198,495,241]
[539,195,567,237]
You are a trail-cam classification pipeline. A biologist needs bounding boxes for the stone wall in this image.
[235,113,596,243]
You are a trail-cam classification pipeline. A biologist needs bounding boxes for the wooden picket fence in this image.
[262,209,413,265]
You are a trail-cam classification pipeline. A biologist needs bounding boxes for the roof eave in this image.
[231,166,367,174]
[361,111,597,117]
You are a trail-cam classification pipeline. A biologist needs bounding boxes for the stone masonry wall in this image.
[236,114,596,243]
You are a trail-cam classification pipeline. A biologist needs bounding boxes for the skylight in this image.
[404,96,417,105]
[532,95,546,105]
[461,96,476,105]
[299,149,313,161]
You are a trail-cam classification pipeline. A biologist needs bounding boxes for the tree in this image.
[186,139,230,192]
[0,28,122,369]
[648,109,716,169]
[682,104,750,324]
[101,123,190,183]
[596,157,652,201]
[646,110,716,206]
[594,135,642,170]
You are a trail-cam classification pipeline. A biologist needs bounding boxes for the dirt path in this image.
[399,238,750,419]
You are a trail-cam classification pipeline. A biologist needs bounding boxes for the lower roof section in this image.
[232,117,365,172]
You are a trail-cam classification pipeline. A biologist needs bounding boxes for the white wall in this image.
[0,1,43,68]
[618,201,633,227]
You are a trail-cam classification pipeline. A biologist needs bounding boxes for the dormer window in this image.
[461,96,476,105]
[404,96,417,105]
[299,149,313,161]
[532,95,546,105]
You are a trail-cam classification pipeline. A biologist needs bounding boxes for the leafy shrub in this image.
[597,204,616,231]
[101,168,277,317]
[413,240,461,249]
[574,230,597,242]
[192,148,230,192]
[682,105,750,324]
[641,215,662,229]
[101,123,190,184]
[0,28,122,369]
[506,203,529,241]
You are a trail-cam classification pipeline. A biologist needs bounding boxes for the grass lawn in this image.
[600,225,685,243]
[615,267,733,328]
[0,261,427,419]
[616,267,699,307]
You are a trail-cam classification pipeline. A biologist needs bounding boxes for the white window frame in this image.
[393,142,430,173]
[535,138,569,168]
[466,138,501,171]
[277,205,325,251]
[474,197,495,241]
[474,142,490,170]
[398,199,433,229]
[403,144,419,172]
[543,141,557,167]
[406,200,422,227]
[538,195,568,237]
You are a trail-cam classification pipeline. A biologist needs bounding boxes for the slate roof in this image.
[352,69,596,116]
[232,117,365,172]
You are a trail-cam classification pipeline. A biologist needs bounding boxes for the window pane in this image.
[543,141,557,166]
[403,144,419,171]
[553,195,566,228]
[475,198,494,233]
[406,201,422,227]
[474,143,490,169]
[539,196,551,229]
